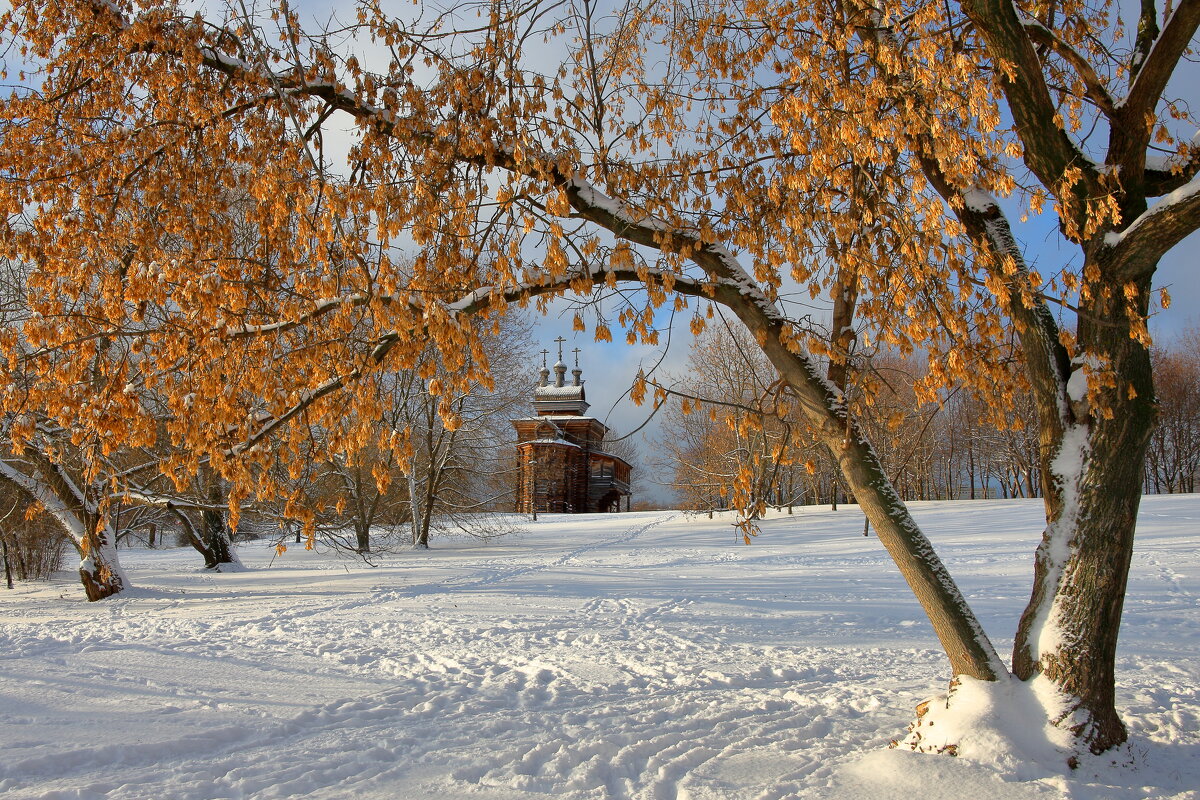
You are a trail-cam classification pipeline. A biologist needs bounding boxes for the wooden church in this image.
[512,341,632,514]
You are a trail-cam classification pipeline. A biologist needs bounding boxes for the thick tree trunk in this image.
[0,450,129,600]
[78,526,127,601]
[197,469,238,569]
[201,507,235,568]
[167,502,237,571]
[1012,295,1156,754]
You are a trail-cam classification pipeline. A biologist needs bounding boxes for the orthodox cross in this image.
[572,347,581,368]
[554,336,566,361]
[540,349,549,368]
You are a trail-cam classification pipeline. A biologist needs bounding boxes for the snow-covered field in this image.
[1,496,1197,800]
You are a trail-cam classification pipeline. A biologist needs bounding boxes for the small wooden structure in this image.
[512,343,632,514]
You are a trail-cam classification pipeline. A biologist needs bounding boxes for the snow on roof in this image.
[535,384,585,398]
[519,437,580,448]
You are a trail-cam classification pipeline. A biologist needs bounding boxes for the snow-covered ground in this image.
[1,496,1197,800]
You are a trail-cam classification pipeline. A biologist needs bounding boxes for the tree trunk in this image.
[417,478,437,548]
[78,525,127,601]
[0,450,128,600]
[201,507,234,568]
[198,470,238,569]
[167,503,236,571]
[409,471,429,549]
[350,470,372,553]
[2,531,13,589]
[825,419,1005,680]
[1012,311,1156,754]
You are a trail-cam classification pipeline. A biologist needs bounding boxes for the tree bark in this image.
[76,501,126,601]
[78,530,125,600]
[166,492,238,571]
[355,519,371,553]
[1011,266,1157,753]
[198,468,238,569]
[409,471,429,549]
[201,506,234,568]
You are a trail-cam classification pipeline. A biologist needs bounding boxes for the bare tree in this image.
[1146,330,1200,494]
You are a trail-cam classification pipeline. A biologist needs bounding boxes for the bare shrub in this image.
[0,484,69,583]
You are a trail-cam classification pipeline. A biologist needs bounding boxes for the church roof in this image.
[531,343,589,415]
[535,384,585,399]
[520,437,581,448]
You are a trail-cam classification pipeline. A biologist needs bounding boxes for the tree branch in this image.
[1145,145,1200,196]
[1018,16,1115,117]
[1103,172,1200,281]
[1123,0,1200,121]
[959,0,1098,198]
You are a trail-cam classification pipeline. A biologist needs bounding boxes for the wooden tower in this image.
[513,342,632,514]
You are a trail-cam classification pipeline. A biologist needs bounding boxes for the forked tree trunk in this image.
[167,502,238,571]
[564,107,1177,758]
[1011,290,1157,754]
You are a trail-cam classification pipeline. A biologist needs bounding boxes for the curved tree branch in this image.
[959,0,1099,205]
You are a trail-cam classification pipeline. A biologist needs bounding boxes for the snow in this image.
[566,178,673,234]
[523,437,580,447]
[900,674,1075,771]
[1105,171,1200,248]
[1066,366,1088,404]
[447,286,494,313]
[2,496,1198,799]
[1146,154,1177,173]
[963,187,999,213]
[535,385,585,398]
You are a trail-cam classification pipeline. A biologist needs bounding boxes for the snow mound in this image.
[898,675,1075,779]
